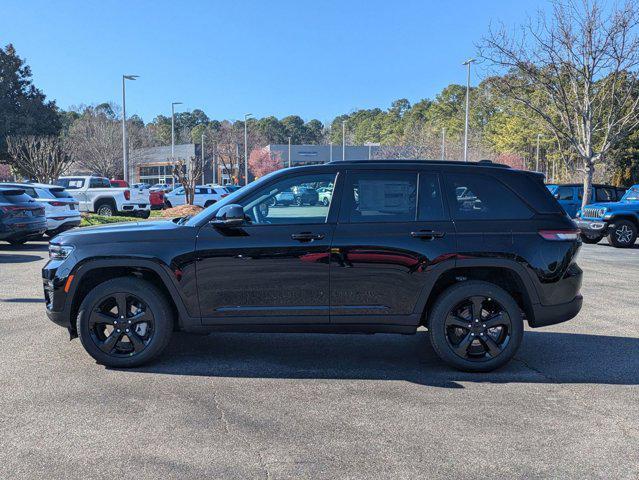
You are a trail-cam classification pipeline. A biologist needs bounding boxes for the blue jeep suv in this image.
[575,184,639,247]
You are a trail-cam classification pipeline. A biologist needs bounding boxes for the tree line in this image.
[2,0,639,206]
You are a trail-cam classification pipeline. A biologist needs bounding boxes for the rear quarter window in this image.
[444,173,533,220]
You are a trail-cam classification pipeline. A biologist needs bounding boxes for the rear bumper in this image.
[121,203,151,212]
[528,294,583,328]
[0,220,47,240]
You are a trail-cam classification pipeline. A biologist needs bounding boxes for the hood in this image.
[53,220,184,246]
[587,200,638,210]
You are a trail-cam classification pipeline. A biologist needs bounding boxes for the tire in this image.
[322,197,330,207]
[76,277,174,368]
[580,232,603,244]
[95,202,115,217]
[608,219,637,248]
[136,210,151,219]
[165,201,173,209]
[267,197,277,207]
[204,200,216,208]
[428,280,524,372]
[295,196,303,206]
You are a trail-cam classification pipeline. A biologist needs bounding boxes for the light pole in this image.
[462,59,475,162]
[441,127,446,160]
[535,133,542,172]
[201,132,205,186]
[171,101,182,161]
[342,120,347,161]
[121,75,139,183]
[288,136,292,168]
[244,113,252,185]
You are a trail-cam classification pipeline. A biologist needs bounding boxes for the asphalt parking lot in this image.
[0,239,638,479]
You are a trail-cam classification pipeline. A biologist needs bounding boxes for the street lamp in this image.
[462,59,476,162]
[244,113,252,185]
[121,75,139,183]
[342,120,347,161]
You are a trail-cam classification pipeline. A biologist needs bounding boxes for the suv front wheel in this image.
[428,281,524,372]
[608,219,637,248]
[76,277,173,368]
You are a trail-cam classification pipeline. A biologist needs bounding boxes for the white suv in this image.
[1,183,81,237]
[164,185,228,208]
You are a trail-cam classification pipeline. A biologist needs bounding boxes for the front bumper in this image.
[528,294,583,328]
[574,218,607,234]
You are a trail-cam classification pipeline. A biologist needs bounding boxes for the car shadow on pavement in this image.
[0,253,45,264]
[126,330,639,388]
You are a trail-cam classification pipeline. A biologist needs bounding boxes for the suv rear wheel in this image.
[76,277,173,368]
[608,219,637,248]
[428,281,524,372]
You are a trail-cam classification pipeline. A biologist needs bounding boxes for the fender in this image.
[412,256,541,317]
[90,195,120,212]
[66,256,198,329]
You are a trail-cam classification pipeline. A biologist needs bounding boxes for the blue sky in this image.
[1,0,550,123]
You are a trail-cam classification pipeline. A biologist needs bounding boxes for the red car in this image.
[149,190,165,210]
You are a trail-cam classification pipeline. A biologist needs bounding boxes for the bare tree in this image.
[65,106,122,178]
[172,156,203,205]
[5,135,73,183]
[479,0,639,208]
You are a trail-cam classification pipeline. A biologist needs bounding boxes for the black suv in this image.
[43,160,583,372]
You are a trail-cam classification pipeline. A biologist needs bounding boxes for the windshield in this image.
[55,178,85,189]
[185,170,281,226]
[621,186,639,202]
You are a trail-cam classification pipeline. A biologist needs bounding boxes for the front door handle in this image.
[291,232,325,242]
[410,230,445,240]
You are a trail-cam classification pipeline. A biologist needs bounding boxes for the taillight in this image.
[539,229,580,241]
[0,205,23,213]
[124,190,131,200]
[221,193,229,198]
[50,201,66,207]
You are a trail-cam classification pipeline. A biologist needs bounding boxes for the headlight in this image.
[576,210,581,217]
[598,207,607,217]
[49,244,74,260]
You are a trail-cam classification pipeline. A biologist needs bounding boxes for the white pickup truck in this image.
[55,176,151,218]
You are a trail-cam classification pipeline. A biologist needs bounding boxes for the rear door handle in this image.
[410,230,445,239]
[291,232,325,242]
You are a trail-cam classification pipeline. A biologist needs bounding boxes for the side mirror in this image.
[211,204,245,227]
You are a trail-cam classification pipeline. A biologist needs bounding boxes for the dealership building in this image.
[127,143,409,186]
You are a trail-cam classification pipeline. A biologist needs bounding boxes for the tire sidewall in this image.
[76,277,173,368]
[428,280,524,372]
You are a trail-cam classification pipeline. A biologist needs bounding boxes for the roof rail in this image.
[326,159,511,168]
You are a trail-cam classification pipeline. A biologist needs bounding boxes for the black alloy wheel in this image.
[428,280,523,372]
[76,277,173,367]
[444,296,512,361]
[88,292,155,357]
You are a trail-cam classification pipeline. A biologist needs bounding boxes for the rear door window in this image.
[445,173,533,220]
[418,172,446,221]
[341,171,417,223]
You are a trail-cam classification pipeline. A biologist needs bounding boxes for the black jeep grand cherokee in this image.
[43,160,583,372]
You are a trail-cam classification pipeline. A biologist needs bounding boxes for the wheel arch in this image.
[67,258,194,335]
[93,196,117,212]
[416,260,539,328]
[609,213,639,228]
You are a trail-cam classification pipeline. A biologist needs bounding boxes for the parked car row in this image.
[548,182,639,248]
